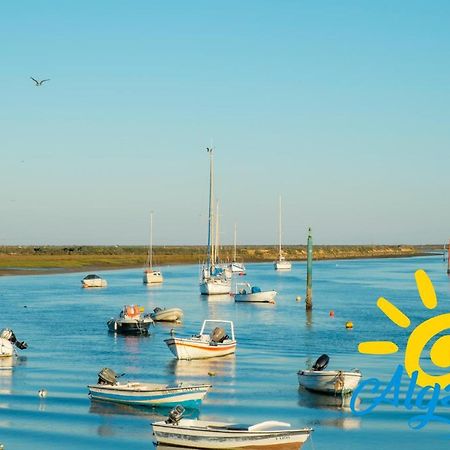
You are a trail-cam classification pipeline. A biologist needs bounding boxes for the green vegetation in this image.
[0,244,436,276]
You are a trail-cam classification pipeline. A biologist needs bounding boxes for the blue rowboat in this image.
[87,381,212,408]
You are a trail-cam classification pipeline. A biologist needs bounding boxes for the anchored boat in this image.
[152,406,313,449]
[0,329,27,358]
[150,307,183,322]
[88,368,211,408]
[107,305,154,334]
[143,211,164,284]
[297,354,362,395]
[81,274,107,288]
[164,320,236,360]
[234,282,277,303]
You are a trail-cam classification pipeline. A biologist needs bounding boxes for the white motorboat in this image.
[199,148,231,295]
[297,354,362,395]
[107,305,154,334]
[234,283,277,303]
[88,368,211,408]
[152,406,313,449]
[150,307,183,322]
[0,329,27,358]
[165,319,236,360]
[143,211,164,284]
[274,196,292,271]
[81,274,107,288]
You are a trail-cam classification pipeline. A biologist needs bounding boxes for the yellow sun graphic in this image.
[358,269,450,388]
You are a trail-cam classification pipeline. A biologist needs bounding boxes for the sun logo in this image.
[358,269,450,388]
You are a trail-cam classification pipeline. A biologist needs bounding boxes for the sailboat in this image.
[228,223,246,274]
[143,212,164,284]
[199,148,231,295]
[274,196,292,270]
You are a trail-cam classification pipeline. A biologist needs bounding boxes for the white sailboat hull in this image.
[143,270,163,284]
[152,418,312,449]
[274,260,292,270]
[199,278,231,295]
[229,262,246,273]
[297,370,362,395]
[235,290,277,303]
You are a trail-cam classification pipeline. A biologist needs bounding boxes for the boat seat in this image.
[207,424,250,431]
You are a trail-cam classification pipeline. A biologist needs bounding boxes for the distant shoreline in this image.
[0,244,440,277]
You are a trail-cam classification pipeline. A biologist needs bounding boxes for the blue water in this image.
[1,256,449,449]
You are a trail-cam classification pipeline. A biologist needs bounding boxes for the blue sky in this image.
[1,1,449,245]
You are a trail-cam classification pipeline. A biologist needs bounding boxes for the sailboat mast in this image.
[215,200,220,264]
[233,223,237,261]
[206,148,215,269]
[149,211,153,270]
[278,195,282,259]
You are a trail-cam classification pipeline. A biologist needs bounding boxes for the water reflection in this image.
[166,355,236,379]
[307,416,361,430]
[298,388,360,412]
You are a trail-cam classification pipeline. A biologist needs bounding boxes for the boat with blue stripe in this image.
[88,368,211,408]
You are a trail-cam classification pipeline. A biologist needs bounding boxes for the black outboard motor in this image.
[312,354,329,371]
[165,405,185,425]
[97,367,118,385]
[0,328,28,350]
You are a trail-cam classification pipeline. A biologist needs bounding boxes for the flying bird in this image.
[30,77,50,86]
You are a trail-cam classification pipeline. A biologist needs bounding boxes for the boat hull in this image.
[199,278,231,295]
[274,261,292,271]
[143,270,164,284]
[165,337,236,360]
[234,290,277,304]
[297,370,362,395]
[82,279,107,288]
[88,383,211,408]
[151,308,183,322]
[107,318,153,334]
[152,419,312,449]
[0,338,14,358]
[229,262,246,274]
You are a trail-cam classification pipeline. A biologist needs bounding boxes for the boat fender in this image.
[312,354,329,371]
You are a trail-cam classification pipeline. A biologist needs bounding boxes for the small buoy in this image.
[208,371,216,377]
[329,310,335,317]
[38,389,48,398]
[345,321,353,329]
[296,296,302,302]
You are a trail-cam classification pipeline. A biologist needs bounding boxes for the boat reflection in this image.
[89,399,199,420]
[298,388,360,412]
[201,294,233,303]
[166,355,236,379]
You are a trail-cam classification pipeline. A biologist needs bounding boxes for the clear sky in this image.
[1,1,449,246]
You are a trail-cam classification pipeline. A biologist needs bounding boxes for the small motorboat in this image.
[0,329,27,358]
[297,354,362,395]
[164,320,236,360]
[152,406,313,449]
[150,307,183,322]
[107,305,154,334]
[234,283,277,303]
[88,368,211,408]
[81,274,107,288]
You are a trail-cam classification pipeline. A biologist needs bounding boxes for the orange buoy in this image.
[329,310,335,317]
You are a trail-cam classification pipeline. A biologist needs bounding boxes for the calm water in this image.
[1,256,449,449]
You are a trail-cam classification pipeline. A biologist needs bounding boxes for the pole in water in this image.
[447,239,450,275]
[305,227,313,310]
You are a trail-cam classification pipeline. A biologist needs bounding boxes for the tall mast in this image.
[278,195,282,259]
[149,211,153,269]
[215,200,220,264]
[206,148,215,269]
[233,223,237,261]
[448,239,450,275]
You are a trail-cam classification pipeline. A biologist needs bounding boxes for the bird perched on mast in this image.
[30,77,50,86]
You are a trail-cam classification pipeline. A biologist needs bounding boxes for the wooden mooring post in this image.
[305,227,313,310]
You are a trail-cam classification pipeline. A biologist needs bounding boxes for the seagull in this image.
[30,77,50,86]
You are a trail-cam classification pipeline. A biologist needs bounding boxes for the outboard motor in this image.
[0,328,28,350]
[165,405,185,425]
[97,367,118,385]
[312,354,329,371]
[210,327,226,343]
